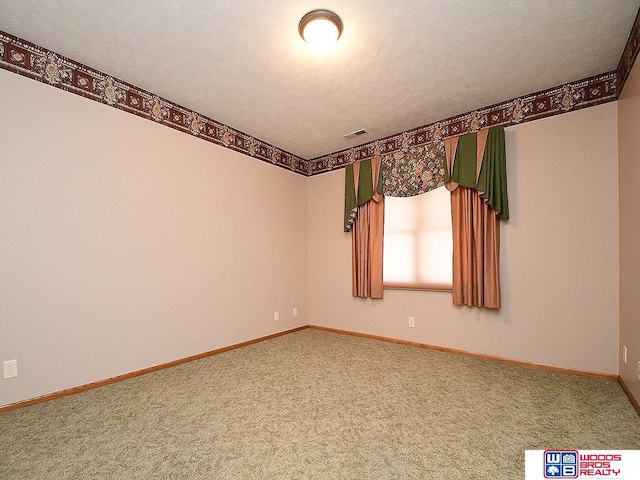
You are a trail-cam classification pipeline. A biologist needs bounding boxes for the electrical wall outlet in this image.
[637,361,640,381]
[293,307,298,317]
[408,316,415,328]
[274,311,279,322]
[3,360,17,379]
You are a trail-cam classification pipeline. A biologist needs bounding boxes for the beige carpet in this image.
[1,328,639,479]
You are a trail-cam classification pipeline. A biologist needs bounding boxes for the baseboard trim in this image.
[618,375,640,417]
[309,325,618,381]
[3,324,624,415]
[0,326,308,414]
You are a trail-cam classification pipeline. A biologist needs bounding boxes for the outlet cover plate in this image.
[624,346,628,364]
[3,360,17,379]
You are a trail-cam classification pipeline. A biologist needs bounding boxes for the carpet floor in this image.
[1,328,639,479]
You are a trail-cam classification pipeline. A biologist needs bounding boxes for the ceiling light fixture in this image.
[298,9,343,54]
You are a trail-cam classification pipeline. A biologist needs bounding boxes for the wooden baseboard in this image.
[618,375,640,417]
[0,326,308,414]
[309,325,618,381]
[3,324,625,415]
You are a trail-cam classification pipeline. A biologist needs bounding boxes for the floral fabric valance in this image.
[344,126,509,231]
[380,142,447,197]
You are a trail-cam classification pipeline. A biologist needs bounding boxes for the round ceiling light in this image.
[298,9,343,54]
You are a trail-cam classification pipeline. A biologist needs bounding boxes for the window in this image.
[383,186,453,290]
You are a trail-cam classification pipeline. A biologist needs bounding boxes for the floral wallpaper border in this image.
[0,30,308,176]
[308,71,618,175]
[2,10,640,179]
[617,7,640,95]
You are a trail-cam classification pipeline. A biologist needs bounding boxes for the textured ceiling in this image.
[1,1,639,160]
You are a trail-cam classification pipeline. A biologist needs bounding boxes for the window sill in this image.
[384,283,452,293]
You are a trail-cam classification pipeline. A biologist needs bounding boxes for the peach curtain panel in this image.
[344,157,384,299]
[444,127,508,309]
[450,186,501,308]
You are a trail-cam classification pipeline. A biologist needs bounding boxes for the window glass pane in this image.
[417,230,452,285]
[383,186,452,289]
[383,233,415,283]
[417,186,451,229]
[384,194,417,231]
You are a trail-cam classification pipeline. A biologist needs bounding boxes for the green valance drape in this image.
[478,127,509,218]
[344,158,383,232]
[444,126,509,219]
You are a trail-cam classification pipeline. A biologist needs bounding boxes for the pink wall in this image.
[618,57,640,404]
[0,70,309,407]
[0,62,626,408]
[308,103,620,375]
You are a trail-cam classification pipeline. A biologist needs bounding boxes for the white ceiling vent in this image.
[343,129,367,140]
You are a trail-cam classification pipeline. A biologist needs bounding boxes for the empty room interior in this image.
[2,1,640,478]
